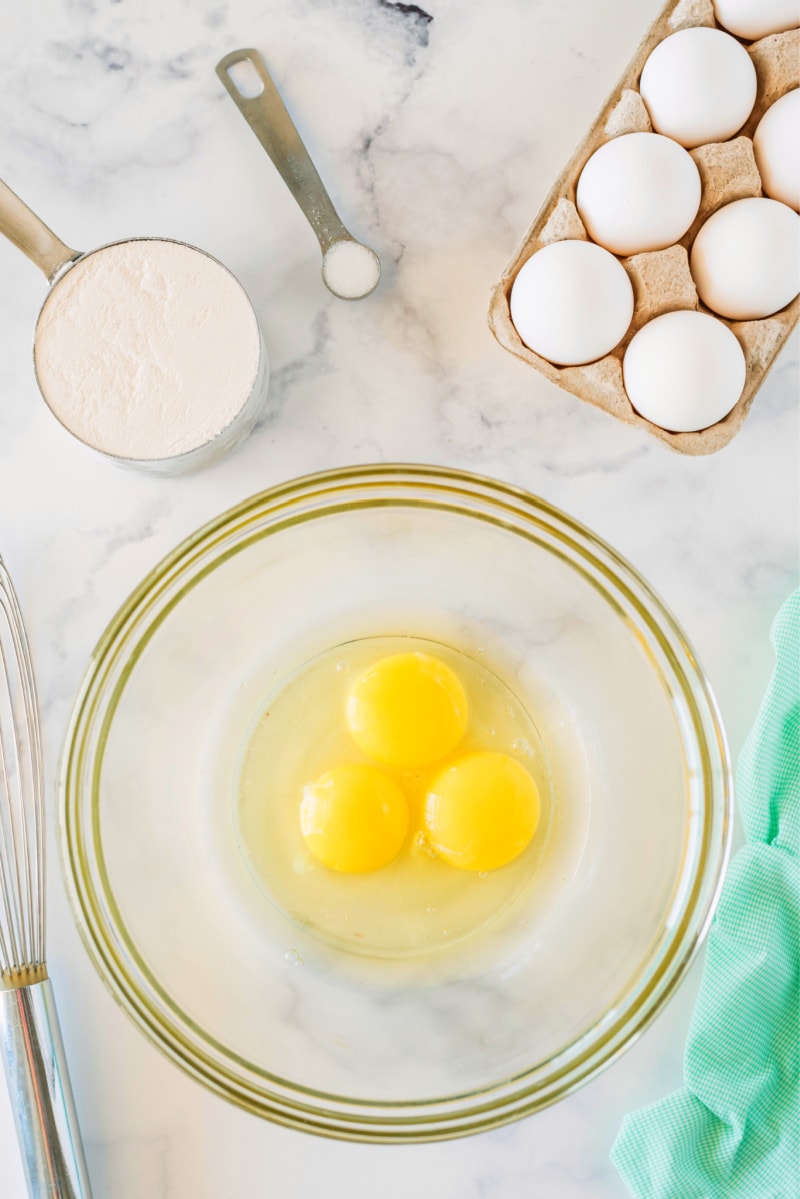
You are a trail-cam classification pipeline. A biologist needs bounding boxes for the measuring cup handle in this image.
[0,179,79,281]
[216,49,350,253]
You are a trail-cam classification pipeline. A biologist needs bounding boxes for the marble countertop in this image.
[0,0,797,1195]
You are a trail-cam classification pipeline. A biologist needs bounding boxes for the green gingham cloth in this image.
[611,590,800,1199]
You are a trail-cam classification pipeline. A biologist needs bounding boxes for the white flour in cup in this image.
[34,239,262,461]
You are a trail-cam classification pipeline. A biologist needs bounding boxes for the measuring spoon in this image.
[217,49,381,301]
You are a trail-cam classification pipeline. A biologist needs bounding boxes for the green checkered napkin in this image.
[611,590,800,1199]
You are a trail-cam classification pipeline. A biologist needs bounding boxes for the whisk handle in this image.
[0,979,93,1198]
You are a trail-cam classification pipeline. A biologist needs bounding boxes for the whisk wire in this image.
[0,724,22,968]
[0,635,28,971]
[0,672,24,970]
[0,558,45,977]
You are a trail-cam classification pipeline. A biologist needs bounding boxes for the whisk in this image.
[0,556,92,1198]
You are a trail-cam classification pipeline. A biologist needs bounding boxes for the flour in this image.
[34,239,262,460]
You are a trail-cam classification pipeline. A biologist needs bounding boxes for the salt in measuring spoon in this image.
[217,49,381,301]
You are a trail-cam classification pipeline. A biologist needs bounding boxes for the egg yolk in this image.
[345,652,469,769]
[300,763,409,873]
[424,751,540,872]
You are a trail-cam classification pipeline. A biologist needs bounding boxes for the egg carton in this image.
[489,0,800,455]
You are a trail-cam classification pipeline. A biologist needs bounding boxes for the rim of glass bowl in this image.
[59,464,733,1142]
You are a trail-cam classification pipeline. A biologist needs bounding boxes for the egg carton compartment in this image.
[489,0,799,455]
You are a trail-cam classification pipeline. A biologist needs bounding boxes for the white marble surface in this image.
[0,0,797,1194]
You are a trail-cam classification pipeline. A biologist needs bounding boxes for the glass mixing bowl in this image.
[59,465,732,1141]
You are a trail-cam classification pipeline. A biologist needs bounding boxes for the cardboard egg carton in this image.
[489,0,800,454]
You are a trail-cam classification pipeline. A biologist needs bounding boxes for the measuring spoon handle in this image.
[216,49,350,253]
[0,179,78,281]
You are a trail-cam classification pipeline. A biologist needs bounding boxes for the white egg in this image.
[713,0,800,41]
[639,28,757,148]
[576,133,701,256]
[623,311,746,432]
[754,90,800,211]
[509,240,634,366]
[690,197,800,319]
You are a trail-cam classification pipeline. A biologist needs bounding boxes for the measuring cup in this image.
[0,179,269,474]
